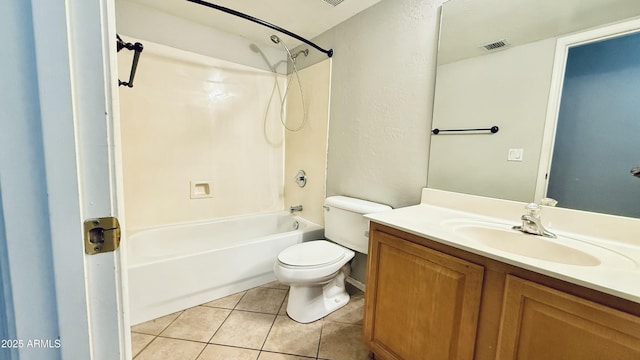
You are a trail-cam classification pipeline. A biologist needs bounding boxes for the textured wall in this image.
[293,0,444,209]
[288,0,445,284]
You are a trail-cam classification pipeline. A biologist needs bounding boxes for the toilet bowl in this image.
[274,240,355,323]
[273,196,391,323]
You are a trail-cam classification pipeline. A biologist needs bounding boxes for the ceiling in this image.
[120,0,384,49]
[439,0,640,64]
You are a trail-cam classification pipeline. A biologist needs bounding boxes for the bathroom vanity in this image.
[363,189,640,360]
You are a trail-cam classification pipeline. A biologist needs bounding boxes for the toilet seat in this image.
[277,240,346,268]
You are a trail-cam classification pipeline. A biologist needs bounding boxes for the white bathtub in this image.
[127,212,323,325]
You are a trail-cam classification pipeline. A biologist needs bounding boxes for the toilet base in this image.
[285,264,351,323]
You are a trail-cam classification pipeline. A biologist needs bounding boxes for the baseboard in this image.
[346,276,366,292]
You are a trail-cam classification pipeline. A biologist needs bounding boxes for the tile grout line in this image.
[259,349,318,359]
[132,309,185,359]
[157,310,186,337]
[131,333,157,359]
[133,293,235,359]
[206,290,249,345]
[207,308,282,316]
[259,308,280,351]
[201,289,286,357]
[133,284,298,359]
[162,290,250,359]
[192,337,209,360]
[258,284,289,358]
[315,318,325,360]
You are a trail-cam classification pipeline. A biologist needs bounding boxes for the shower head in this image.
[271,34,293,58]
[291,49,309,61]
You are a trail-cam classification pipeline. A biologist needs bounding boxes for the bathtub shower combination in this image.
[127,212,323,325]
[120,22,330,326]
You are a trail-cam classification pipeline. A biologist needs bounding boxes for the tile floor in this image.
[131,281,370,360]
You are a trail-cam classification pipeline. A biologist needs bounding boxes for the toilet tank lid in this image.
[325,196,392,214]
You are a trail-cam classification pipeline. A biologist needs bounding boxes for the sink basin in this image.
[442,219,636,268]
[453,223,599,266]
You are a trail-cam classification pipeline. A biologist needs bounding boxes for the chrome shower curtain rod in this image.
[186,0,334,58]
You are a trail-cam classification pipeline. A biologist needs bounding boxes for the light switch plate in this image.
[508,148,524,161]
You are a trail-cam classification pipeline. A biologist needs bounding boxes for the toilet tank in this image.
[324,196,392,254]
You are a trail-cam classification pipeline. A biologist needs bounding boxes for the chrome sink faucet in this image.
[512,203,556,238]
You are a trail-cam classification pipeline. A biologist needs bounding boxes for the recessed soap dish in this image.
[190,180,213,199]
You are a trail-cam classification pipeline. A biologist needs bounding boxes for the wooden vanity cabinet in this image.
[363,227,484,360]
[364,222,640,360]
[497,276,640,360]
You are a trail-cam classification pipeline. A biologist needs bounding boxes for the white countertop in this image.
[365,189,640,303]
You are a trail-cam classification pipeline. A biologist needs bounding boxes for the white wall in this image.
[2,0,136,356]
[294,0,445,209]
[119,41,287,231]
[428,38,556,202]
[0,1,66,358]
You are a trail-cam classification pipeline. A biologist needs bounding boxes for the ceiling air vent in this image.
[482,39,510,52]
[322,0,345,6]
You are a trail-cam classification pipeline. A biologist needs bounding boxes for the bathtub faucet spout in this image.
[289,205,303,213]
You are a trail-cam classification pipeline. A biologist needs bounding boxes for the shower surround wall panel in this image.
[283,59,332,226]
[118,40,286,231]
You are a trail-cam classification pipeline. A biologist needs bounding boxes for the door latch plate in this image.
[84,217,121,255]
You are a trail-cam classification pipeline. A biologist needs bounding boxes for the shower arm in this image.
[186,0,334,58]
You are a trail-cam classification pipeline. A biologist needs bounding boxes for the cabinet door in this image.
[497,276,640,360]
[364,230,484,360]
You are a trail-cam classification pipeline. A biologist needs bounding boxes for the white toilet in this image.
[274,196,391,323]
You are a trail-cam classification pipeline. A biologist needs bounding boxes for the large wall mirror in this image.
[428,0,640,218]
